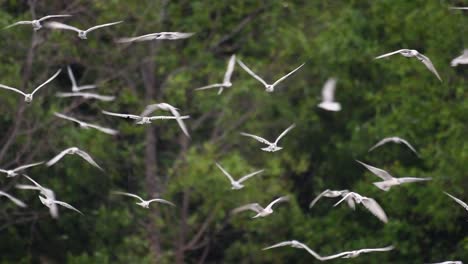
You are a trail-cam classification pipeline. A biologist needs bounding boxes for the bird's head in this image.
[78,31,87,39]
[265,85,274,92]
[24,94,33,103]
[31,20,41,30]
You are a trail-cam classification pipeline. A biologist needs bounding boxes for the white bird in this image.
[195,54,236,95]
[46,147,103,171]
[116,32,195,43]
[356,160,431,191]
[375,49,442,81]
[240,124,295,152]
[236,59,305,92]
[308,189,352,209]
[215,162,264,190]
[320,245,394,260]
[263,240,323,261]
[140,103,190,137]
[368,136,418,155]
[45,21,123,39]
[0,161,43,177]
[231,196,289,218]
[66,66,97,92]
[112,191,175,208]
[333,192,388,223]
[426,261,463,264]
[39,195,83,215]
[102,110,190,125]
[444,192,468,212]
[18,175,59,218]
[0,69,61,103]
[54,112,118,135]
[318,78,341,111]
[56,92,115,102]
[450,50,468,67]
[5,14,71,31]
[0,191,27,208]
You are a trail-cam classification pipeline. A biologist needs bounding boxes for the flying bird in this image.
[140,103,190,137]
[56,92,115,101]
[333,192,388,223]
[46,147,103,170]
[368,136,418,155]
[54,112,118,135]
[0,191,27,208]
[263,240,323,261]
[450,50,468,67]
[444,192,468,212]
[45,21,123,39]
[19,175,59,218]
[375,49,442,81]
[215,162,264,190]
[5,14,71,31]
[116,32,194,43]
[39,195,83,215]
[320,245,394,260]
[240,124,296,152]
[195,54,236,95]
[318,78,341,111]
[0,69,61,103]
[237,59,305,92]
[308,189,351,209]
[231,196,289,218]
[66,66,97,92]
[0,161,43,177]
[112,191,175,208]
[356,160,431,191]
[102,110,190,125]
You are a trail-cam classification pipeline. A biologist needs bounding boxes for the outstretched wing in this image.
[215,163,235,183]
[13,161,44,172]
[416,53,442,81]
[356,160,393,181]
[321,78,337,102]
[38,14,72,22]
[67,66,77,87]
[45,21,81,32]
[444,192,468,210]
[87,123,119,135]
[265,196,289,210]
[0,191,27,207]
[223,54,236,84]
[272,63,305,86]
[102,110,141,120]
[374,49,406,59]
[194,83,224,91]
[46,148,73,166]
[0,84,27,96]
[54,112,82,124]
[236,59,268,87]
[361,198,388,223]
[86,21,123,33]
[309,189,331,208]
[32,69,61,95]
[240,132,272,145]
[4,21,32,29]
[147,198,176,207]
[112,191,145,202]
[76,149,103,170]
[274,123,296,144]
[237,169,264,184]
[231,203,264,214]
[398,177,431,184]
[359,245,394,253]
[368,137,394,152]
[396,138,419,155]
[263,241,293,250]
[53,200,83,215]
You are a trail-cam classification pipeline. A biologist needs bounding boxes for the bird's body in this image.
[375,49,442,81]
[113,191,175,208]
[5,15,71,31]
[368,136,418,155]
[0,162,43,177]
[309,189,351,208]
[237,59,305,92]
[39,195,83,215]
[232,196,289,218]
[334,192,388,223]
[54,112,118,135]
[215,162,263,190]
[45,21,123,39]
[195,55,236,95]
[140,103,190,137]
[20,175,60,218]
[356,160,431,191]
[240,124,295,152]
[66,66,97,92]
[451,50,468,67]
[318,78,341,111]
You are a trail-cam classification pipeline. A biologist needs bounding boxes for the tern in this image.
[66,66,97,92]
[215,162,264,190]
[45,21,123,39]
[112,191,175,208]
[356,160,431,191]
[46,147,103,171]
[444,192,468,212]
[318,78,341,111]
[19,175,59,218]
[320,245,394,260]
[195,54,236,95]
[56,92,115,101]
[5,15,71,31]
[237,59,305,92]
[0,69,61,103]
[375,49,442,81]
[102,110,189,125]
[334,192,388,223]
[263,240,323,261]
[54,112,118,135]
[450,50,468,67]
[231,196,289,218]
[308,189,351,209]
[116,32,194,43]
[0,191,27,208]
[140,103,190,137]
[368,136,418,155]
[0,161,44,177]
[240,124,295,152]
[39,195,83,215]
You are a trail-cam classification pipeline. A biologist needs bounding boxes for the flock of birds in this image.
[0,9,466,263]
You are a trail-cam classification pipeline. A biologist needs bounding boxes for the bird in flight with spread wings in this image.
[240,124,296,152]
